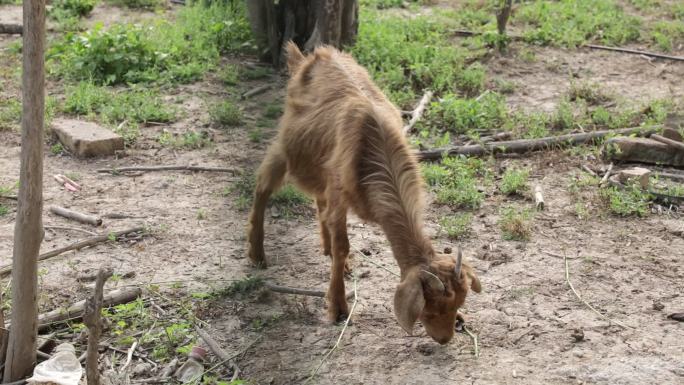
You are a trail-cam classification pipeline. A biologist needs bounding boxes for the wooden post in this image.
[3,0,45,381]
[83,270,113,385]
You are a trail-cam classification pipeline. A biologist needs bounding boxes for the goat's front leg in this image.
[316,197,331,256]
[325,192,350,323]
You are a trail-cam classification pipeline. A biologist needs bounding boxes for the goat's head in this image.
[393,248,481,344]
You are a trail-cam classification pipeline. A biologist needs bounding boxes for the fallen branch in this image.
[44,225,98,236]
[599,163,613,186]
[657,172,684,183]
[480,132,512,143]
[35,287,142,332]
[534,184,545,211]
[650,134,684,151]
[0,24,22,35]
[196,328,239,378]
[564,252,634,330]
[49,205,103,226]
[121,341,138,372]
[84,270,113,385]
[402,90,433,135]
[304,274,358,384]
[0,226,145,277]
[417,126,658,160]
[581,165,598,177]
[241,85,272,100]
[0,195,18,200]
[97,165,238,174]
[264,282,355,300]
[585,44,684,63]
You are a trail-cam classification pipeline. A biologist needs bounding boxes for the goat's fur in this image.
[247,42,481,344]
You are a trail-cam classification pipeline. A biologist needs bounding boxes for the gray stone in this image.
[52,119,124,157]
[662,127,683,143]
[617,167,651,189]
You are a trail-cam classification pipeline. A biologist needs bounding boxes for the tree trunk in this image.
[247,0,359,67]
[3,0,45,381]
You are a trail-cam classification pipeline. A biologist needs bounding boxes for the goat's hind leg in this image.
[247,143,287,268]
[325,188,351,323]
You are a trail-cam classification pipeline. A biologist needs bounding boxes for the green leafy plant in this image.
[439,213,472,239]
[599,185,651,217]
[210,101,242,127]
[500,168,529,196]
[499,206,533,241]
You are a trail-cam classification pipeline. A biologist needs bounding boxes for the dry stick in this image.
[581,165,598,177]
[44,225,98,236]
[305,274,358,385]
[657,172,684,183]
[480,132,512,143]
[264,282,355,300]
[650,134,684,151]
[97,165,238,174]
[534,184,545,211]
[241,85,272,100]
[599,163,614,186]
[0,195,17,201]
[195,328,239,379]
[120,340,138,372]
[49,206,103,226]
[564,253,634,330]
[36,287,142,332]
[402,90,433,135]
[83,269,113,385]
[0,226,144,277]
[585,44,684,62]
[462,326,479,358]
[417,126,659,160]
[0,24,22,35]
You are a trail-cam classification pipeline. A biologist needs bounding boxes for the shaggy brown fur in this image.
[247,42,481,344]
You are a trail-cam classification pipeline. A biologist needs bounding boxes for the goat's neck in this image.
[382,225,434,277]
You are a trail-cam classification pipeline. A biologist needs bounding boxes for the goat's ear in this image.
[466,266,482,293]
[394,272,425,335]
[284,41,304,74]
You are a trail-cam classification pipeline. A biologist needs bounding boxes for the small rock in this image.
[52,119,124,157]
[653,301,665,311]
[359,270,371,278]
[571,328,584,342]
[573,350,584,358]
[617,167,651,189]
[360,248,372,256]
[443,246,452,254]
[132,362,153,376]
[417,343,435,356]
[667,313,684,322]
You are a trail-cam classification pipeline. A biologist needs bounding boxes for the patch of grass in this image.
[50,143,65,155]
[514,0,641,47]
[650,21,684,52]
[220,64,241,85]
[568,82,611,106]
[248,128,264,143]
[63,82,176,127]
[214,276,264,298]
[550,99,575,131]
[439,213,472,239]
[229,172,255,211]
[0,205,8,217]
[158,131,212,149]
[499,206,533,241]
[430,156,487,209]
[49,3,253,85]
[210,101,242,128]
[428,92,507,135]
[493,78,516,94]
[599,185,651,217]
[263,103,282,120]
[500,168,529,196]
[457,63,486,97]
[271,184,310,208]
[51,0,96,17]
[242,66,272,80]
[106,0,163,9]
[0,98,21,131]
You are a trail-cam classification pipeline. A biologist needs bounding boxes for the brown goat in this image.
[247,42,481,344]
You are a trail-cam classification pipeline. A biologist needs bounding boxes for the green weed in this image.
[248,128,264,143]
[210,101,242,128]
[220,64,241,85]
[0,205,8,217]
[50,143,65,155]
[568,82,611,106]
[499,206,533,241]
[500,168,529,196]
[439,213,472,239]
[157,131,211,149]
[230,172,255,211]
[271,184,310,209]
[107,0,163,9]
[0,98,21,131]
[213,276,264,297]
[429,156,487,209]
[428,92,507,135]
[599,185,651,217]
[263,103,282,120]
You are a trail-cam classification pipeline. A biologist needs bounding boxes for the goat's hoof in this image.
[327,305,350,324]
[248,251,268,269]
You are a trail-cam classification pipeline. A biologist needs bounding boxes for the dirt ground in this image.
[1,3,684,385]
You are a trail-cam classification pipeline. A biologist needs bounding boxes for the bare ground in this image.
[1,3,684,385]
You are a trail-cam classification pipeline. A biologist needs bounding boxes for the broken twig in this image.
[97,165,238,174]
[534,184,545,211]
[402,90,433,135]
[84,269,113,385]
[599,163,613,186]
[264,282,355,300]
[0,226,145,277]
[44,225,98,236]
[585,44,684,63]
[564,252,634,330]
[581,165,598,177]
[196,328,239,378]
[305,274,358,384]
[49,205,102,226]
[241,85,272,100]
[650,134,684,152]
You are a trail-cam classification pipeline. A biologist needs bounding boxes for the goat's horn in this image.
[454,247,463,280]
[420,270,445,293]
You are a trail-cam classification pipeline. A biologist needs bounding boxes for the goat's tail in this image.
[284,41,305,74]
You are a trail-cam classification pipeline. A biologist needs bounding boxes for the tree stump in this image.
[247,0,359,67]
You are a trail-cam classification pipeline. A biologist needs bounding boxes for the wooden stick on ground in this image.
[402,90,433,135]
[0,24,22,35]
[195,328,239,379]
[97,165,238,174]
[264,282,355,300]
[44,225,98,236]
[49,206,102,226]
[0,226,145,277]
[36,287,142,332]
[534,184,545,211]
[417,126,659,160]
[585,44,684,63]
[304,274,358,384]
[657,172,684,183]
[600,163,614,186]
[650,134,684,151]
[581,165,598,177]
[241,85,272,100]
[564,252,634,330]
[83,269,113,385]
